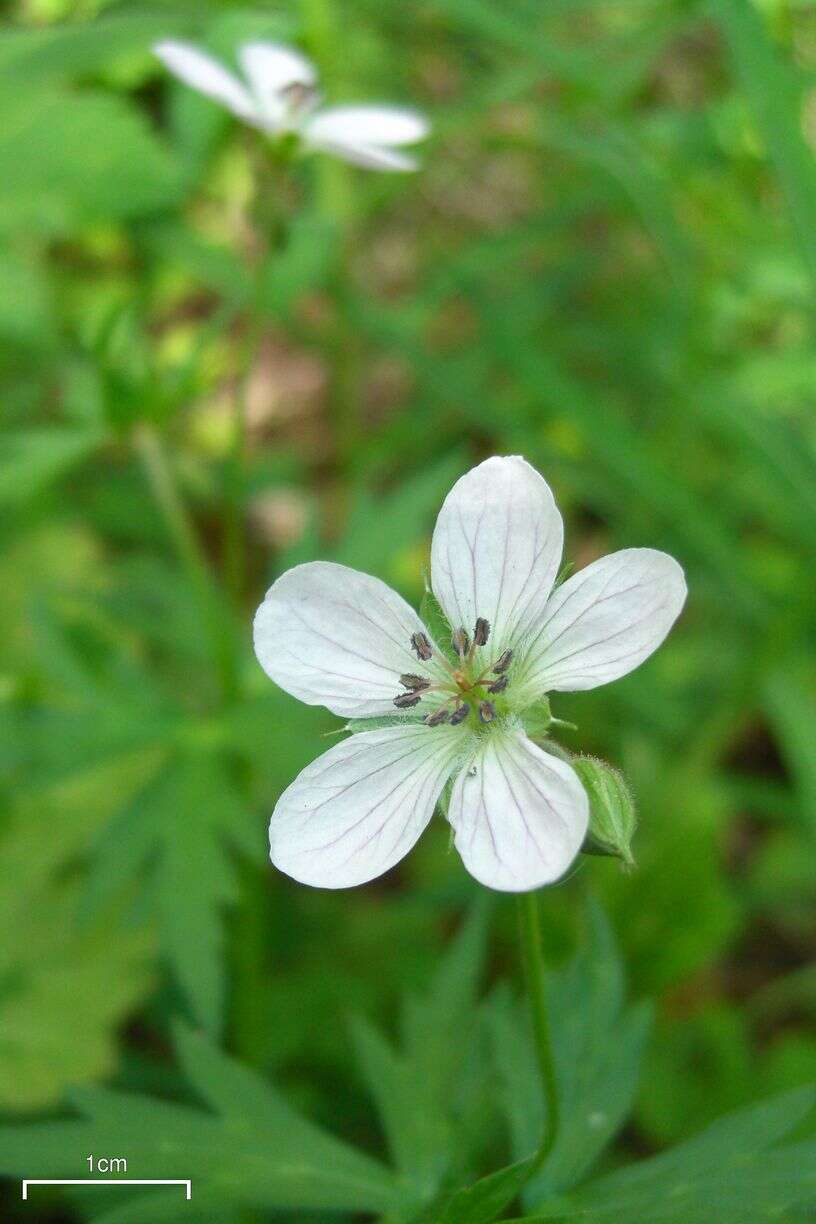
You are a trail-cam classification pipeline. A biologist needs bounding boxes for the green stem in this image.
[134,423,235,699]
[135,423,212,592]
[517,891,559,1168]
[222,313,262,609]
[301,0,353,222]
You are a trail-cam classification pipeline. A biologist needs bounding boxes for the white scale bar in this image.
[23,1179,191,1200]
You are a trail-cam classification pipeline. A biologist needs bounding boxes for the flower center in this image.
[393,618,513,728]
[277,81,319,128]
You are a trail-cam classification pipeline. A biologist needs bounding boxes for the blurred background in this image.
[2,0,816,1219]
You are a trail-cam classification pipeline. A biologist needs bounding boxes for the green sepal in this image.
[345,716,422,734]
[519,695,553,739]
[573,756,638,866]
[420,576,458,665]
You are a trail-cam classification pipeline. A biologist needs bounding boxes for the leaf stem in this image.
[517,890,559,1168]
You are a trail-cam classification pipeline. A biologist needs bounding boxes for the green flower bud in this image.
[573,756,637,866]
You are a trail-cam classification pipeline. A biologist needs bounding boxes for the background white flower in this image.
[254,455,687,892]
[154,39,429,171]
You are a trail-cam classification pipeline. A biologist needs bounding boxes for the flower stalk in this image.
[517,890,559,1169]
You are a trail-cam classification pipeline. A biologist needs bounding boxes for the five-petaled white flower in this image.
[154,39,429,172]
[254,457,687,892]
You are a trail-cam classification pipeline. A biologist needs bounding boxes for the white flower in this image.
[153,39,429,171]
[254,456,687,892]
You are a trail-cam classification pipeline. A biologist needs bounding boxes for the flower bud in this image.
[573,756,637,866]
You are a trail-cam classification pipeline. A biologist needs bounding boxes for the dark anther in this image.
[479,700,496,724]
[411,632,433,661]
[492,649,513,674]
[473,617,490,646]
[400,673,430,691]
[424,706,451,726]
[450,702,470,726]
[487,674,509,694]
[452,627,470,658]
[394,692,422,709]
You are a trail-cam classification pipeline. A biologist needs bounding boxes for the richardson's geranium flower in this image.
[254,457,687,892]
[153,39,429,171]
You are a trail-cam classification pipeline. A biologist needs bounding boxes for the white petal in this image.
[430,456,563,653]
[239,41,316,127]
[270,725,461,888]
[305,105,428,147]
[518,548,687,695]
[448,729,588,892]
[154,41,257,122]
[253,560,442,718]
[303,131,419,171]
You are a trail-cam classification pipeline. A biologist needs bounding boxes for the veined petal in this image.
[154,41,257,122]
[302,129,419,171]
[239,41,316,127]
[517,548,687,695]
[448,728,588,892]
[270,725,461,888]
[305,105,428,147]
[253,560,442,717]
[430,456,563,652]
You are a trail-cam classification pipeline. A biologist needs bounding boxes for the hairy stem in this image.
[517,890,559,1168]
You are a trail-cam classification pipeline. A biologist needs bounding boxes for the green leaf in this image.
[0,758,156,1111]
[0,87,181,225]
[88,753,256,1037]
[0,1026,402,1218]
[262,212,338,321]
[763,663,816,840]
[0,13,193,85]
[510,1086,816,1222]
[717,0,816,298]
[334,452,465,584]
[489,901,651,1204]
[0,427,104,508]
[425,1155,538,1224]
[0,249,54,348]
[352,902,491,1204]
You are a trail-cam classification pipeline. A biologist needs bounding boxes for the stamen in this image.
[450,702,470,726]
[479,700,496,724]
[411,632,433,661]
[487,674,508,694]
[394,692,422,709]
[452,627,470,659]
[473,617,490,646]
[400,673,430,691]
[424,706,451,726]
[492,649,513,674]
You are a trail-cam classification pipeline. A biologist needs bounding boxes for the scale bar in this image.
[22,1179,191,1200]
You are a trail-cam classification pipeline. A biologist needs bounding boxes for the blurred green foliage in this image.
[2,0,816,1218]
